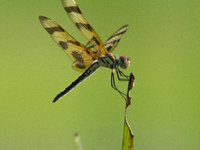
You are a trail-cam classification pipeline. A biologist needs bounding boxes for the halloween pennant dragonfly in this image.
[39,0,132,102]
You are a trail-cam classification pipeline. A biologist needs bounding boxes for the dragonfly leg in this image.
[116,69,130,81]
[111,70,127,100]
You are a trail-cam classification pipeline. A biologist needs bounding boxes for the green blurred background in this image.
[1,0,200,149]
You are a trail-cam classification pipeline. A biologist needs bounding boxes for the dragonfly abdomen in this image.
[53,61,100,102]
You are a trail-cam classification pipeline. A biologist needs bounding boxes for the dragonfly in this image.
[39,0,132,103]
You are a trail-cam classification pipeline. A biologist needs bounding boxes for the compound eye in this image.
[119,55,131,69]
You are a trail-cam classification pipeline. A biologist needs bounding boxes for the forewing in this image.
[85,25,129,53]
[39,16,98,72]
[61,0,107,56]
[104,25,129,53]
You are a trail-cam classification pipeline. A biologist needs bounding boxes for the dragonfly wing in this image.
[53,61,100,102]
[85,40,95,51]
[85,25,129,53]
[104,25,129,53]
[39,16,98,72]
[61,0,107,56]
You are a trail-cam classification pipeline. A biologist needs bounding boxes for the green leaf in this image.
[74,133,83,150]
[122,119,134,150]
[122,73,135,150]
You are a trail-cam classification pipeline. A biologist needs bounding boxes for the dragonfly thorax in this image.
[98,53,117,69]
[98,54,130,70]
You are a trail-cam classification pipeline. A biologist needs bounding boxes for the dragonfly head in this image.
[119,55,130,69]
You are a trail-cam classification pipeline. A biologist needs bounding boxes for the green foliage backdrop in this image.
[1,0,200,149]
